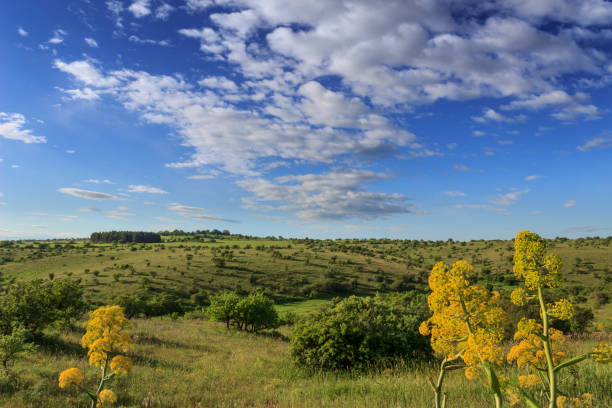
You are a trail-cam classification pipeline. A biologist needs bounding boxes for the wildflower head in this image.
[422,260,506,381]
[513,230,562,290]
[510,288,528,306]
[81,305,132,368]
[549,298,574,320]
[59,367,84,389]
[97,389,117,406]
[110,355,132,375]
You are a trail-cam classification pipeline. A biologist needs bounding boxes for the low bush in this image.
[290,293,432,371]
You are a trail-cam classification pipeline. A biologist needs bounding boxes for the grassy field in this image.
[1,316,611,408]
[0,235,611,407]
[0,236,611,323]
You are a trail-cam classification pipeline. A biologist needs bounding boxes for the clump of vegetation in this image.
[290,293,431,370]
[59,305,132,408]
[207,291,279,332]
[0,326,37,378]
[90,231,161,243]
[0,279,86,336]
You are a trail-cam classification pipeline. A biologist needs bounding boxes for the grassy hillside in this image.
[0,236,610,323]
[2,317,611,408]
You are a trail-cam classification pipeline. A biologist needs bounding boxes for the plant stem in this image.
[537,287,556,408]
[91,356,109,408]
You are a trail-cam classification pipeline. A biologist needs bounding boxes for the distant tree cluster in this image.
[90,231,161,243]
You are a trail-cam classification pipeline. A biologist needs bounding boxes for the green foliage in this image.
[207,291,279,332]
[234,291,279,332]
[207,292,242,329]
[90,231,161,243]
[0,326,37,375]
[290,293,432,371]
[0,279,86,336]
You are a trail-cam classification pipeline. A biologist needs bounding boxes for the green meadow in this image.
[0,234,611,407]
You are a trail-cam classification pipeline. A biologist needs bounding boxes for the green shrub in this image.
[234,291,279,332]
[290,293,432,371]
[0,279,86,336]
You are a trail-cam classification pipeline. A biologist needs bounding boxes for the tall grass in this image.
[1,318,610,407]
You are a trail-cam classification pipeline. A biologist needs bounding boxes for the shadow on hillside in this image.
[36,334,87,358]
[133,333,213,352]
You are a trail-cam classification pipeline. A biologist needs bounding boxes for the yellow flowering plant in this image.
[420,260,507,408]
[507,231,611,408]
[59,305,132,408]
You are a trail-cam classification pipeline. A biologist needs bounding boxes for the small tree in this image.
[0,326,37,376]
[207,292,241,328]
[59,305,132,408]
[234,291,279,332]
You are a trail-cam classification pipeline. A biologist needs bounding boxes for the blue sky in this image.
[1,0,612,240]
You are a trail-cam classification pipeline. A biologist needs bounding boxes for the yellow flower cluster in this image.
[557,393,594,408]
[510,287,528,306]
[81,305,132,371]
[507,319,566,369]
[421,260,506,381]
[58,367,84,389]
[110,355,132,375]
[592,343,612,363]
[517,374,539,389]
[97,389,117,406]
[549,298,574,320]
[513,230,562,290]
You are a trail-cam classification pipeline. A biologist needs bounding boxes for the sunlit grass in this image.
[2,318,610,408]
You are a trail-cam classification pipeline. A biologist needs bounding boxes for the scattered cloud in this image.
[155,3,174,19]
[454,164,469,172]
[66,149,75,154]
[57,87,101,101]
[168,203,206,212]
[238,168,412,221]
[180,212,240,223]
[473,130,486,136]
[472,108,526,123]
[577,136,612,152]
[167,202,238,223]
[58,188,120,200]
[11,164,20,169]
[18,26,28,36]
[128,35,169,46]
[128,0,151,18]
[445,191,466,197]
[524,175,542,181]
[490,189,529,206]
[563,200,576,208]
[53,59,118,87]
[48,29,66,44]
[84,178,115,184]
[0,112,46,143]
[84,37,98,48]
[105,0,124,27]
[127,185,168,194]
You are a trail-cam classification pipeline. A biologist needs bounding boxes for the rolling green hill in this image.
[0,235,610,325]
